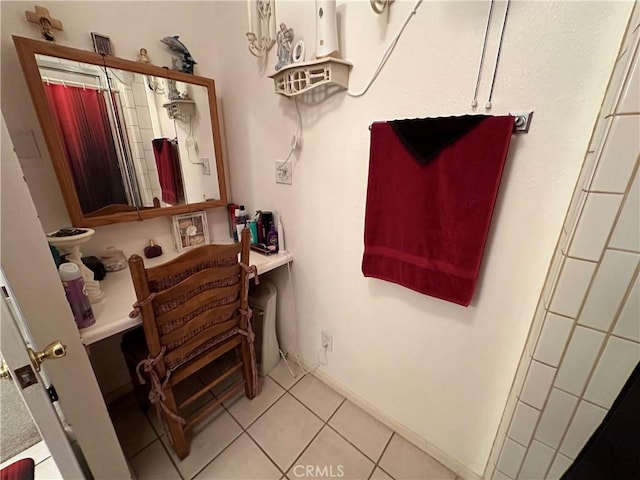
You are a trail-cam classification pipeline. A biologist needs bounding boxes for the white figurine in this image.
[275,23,294,71]
[138,48,151,63]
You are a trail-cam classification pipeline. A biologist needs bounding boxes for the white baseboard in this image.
[290,353,482,480]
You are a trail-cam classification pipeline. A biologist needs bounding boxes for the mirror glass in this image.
[13,36,227,227]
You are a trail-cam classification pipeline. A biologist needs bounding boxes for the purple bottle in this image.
[59,263,95,328]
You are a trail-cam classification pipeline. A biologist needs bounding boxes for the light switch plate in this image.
[200,157,210,175]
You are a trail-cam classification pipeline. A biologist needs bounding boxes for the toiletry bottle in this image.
[256,211,264,244]
[228,203,240,242]
[267,225,279,253]
[59,263,95,329]
[261,211,274,242]
[240,205,249,225]
[277,217,286,252]
[248,219,258,244]
[144,240,163,258]
[235,207,246,241]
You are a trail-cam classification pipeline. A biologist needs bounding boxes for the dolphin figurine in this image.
[160,35,197,74]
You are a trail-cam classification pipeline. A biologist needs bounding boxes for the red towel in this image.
[362,115,513,306]
[152,138,185,205]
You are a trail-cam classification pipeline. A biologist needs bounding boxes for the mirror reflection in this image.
[36,54,220,217]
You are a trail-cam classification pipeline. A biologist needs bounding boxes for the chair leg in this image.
[239,341,257,399]
[162,386,190,460]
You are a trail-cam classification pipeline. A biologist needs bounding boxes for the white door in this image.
[1,270,84,479]
[0,115,131,479]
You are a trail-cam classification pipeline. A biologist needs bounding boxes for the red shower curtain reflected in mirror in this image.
[44,83,128,214]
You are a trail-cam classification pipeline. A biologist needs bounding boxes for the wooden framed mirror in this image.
[13,36,228,227]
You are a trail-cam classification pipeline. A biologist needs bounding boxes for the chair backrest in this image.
[129,230,251,378]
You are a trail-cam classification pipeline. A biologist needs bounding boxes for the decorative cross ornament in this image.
[25,6,63,41]
[246,0,275,57]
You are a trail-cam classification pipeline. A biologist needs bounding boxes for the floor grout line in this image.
[123,361,452,480]
[374,433,396,479]
[243,429,287,477]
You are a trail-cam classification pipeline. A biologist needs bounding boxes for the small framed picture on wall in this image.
[172,212,209,252]
[91,32,112,55]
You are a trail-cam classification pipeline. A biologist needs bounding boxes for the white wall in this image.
[207,1,632,475]
[1,1,633,476]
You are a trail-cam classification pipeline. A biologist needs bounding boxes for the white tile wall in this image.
[132,82,148,107]
[602,23,637,118]
[578,250,640,331]
[507,402,540,446]
[534,313,574,367]
[130,125,142,143]
[617,47,639,113]
[542,250,565,308]
[140,128,154,146]
[490,8,640,477]
[518,441,555,480]
[563,189,587,233]
[534,389,579,449]
[145,156,157,171]
[131,141,144,161]
[621,3,639,48]
[609,171,639,252]
[599,55,627,119]
[137,106,153,129]
[123,88,135,108]
[589,115,640,193]
[524,301,547,358]
[124,107,139,127]
[584,336,640,408]
[585,114,611,157]
[546,453,573,480]
[519,361,556,410]
[559,401,607,458]
[613,276,640,342]
[554,327,605,395]
[497,439,526,479]
[549,258,595,318]
[493,468,513,480]
[568,193,622,261]
[558,228,569,256]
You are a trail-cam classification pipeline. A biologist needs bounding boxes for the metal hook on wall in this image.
[370,0,393,14]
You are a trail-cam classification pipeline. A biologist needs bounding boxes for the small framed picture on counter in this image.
[172,211,209,252]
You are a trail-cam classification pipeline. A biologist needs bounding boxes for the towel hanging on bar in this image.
[362,115,514,306]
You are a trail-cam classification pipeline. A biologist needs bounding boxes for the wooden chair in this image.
[127,228,258,459]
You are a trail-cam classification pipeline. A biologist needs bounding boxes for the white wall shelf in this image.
[162,99,196,120]
[268,57,352,97]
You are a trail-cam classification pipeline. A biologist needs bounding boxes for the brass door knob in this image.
[0,360,11,381]
[27,340,66,372]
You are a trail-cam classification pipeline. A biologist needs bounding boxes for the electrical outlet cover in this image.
[275,160,292,185]
[200,157,210,175]
[321,330,333,352]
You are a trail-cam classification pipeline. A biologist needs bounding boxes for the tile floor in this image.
[110,359,460,480]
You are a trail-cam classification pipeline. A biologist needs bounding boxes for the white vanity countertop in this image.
[80,249,293,345]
